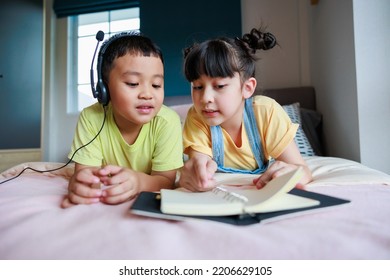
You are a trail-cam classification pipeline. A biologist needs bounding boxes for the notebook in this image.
[160,167,319,216]
[130,167,351,225]
[130,189,350,226]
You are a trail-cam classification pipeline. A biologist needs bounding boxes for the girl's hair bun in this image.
[241,28,277,52]
[262,32,277,50]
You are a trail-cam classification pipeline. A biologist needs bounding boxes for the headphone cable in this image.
[0,105,107,185]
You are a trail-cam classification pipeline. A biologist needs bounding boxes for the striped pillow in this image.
[283,103,316,156]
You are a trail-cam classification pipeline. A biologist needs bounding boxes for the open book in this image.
[160,167,320,216]
[130,167,351,225]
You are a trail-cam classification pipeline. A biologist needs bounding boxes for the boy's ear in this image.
[242,77,257,99]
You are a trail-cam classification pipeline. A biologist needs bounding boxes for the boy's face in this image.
[107,54,164,129]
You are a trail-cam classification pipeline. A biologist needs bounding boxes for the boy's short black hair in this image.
[101,31,164,84]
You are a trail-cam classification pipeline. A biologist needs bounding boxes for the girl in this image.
[179,27,312,192]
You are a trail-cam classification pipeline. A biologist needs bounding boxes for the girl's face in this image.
[191,73,250,131]
[107,54,164,131]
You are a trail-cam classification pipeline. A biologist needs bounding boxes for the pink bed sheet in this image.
[1,167,389,260]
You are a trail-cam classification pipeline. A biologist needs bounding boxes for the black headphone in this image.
[90,30,106,105]
[90,30,138,106]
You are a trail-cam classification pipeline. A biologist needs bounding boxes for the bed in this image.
[1,87,390,260]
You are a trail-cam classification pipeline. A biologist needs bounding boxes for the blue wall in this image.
[140,0,242,97]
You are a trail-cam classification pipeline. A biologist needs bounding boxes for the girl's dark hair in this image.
[101,31,164,84]
[183,27,276,82]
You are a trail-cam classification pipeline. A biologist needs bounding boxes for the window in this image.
[68,7,140,112]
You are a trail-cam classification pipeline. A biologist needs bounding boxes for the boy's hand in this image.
[97,165,141,205]
[62,164,176,208]
[179,153,217,192]
[61,167,103,208]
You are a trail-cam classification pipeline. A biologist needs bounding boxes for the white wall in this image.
[241,0,390,174]
[353,0,390,173]
[309,0,361,160]
[309,0,390,174]
[241,0,311,90]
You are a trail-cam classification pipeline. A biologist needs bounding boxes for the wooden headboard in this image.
[259,86,316,110]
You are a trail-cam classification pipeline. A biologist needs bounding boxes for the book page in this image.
[161,189,244,216]
[244,191,319,213]
[213,172,258,186]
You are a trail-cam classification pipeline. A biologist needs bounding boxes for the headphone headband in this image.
[92,31,141,106]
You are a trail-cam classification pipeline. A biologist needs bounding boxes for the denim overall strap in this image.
[210,98,268,174]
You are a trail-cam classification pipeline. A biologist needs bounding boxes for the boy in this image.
[62,32,183,208]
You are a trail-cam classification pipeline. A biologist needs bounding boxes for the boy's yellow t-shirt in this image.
[183,95,298,171]
[69,103,183,173]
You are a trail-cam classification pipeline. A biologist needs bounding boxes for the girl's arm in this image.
[253,141,312,189]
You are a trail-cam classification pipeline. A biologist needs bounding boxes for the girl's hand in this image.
[253,160,306,189]
[253,141,312,190]
[179,153,217,192]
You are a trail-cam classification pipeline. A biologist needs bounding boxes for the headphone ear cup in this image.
[96,80,109,106]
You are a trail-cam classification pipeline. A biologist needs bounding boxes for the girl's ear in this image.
[242,77,257,99]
